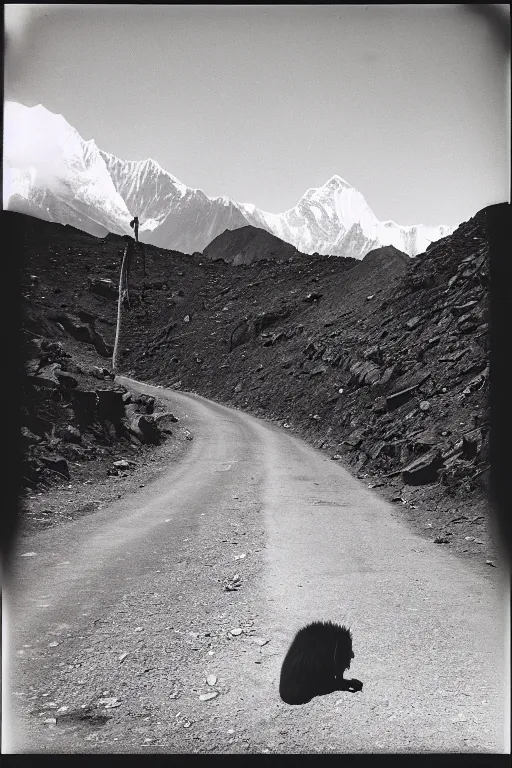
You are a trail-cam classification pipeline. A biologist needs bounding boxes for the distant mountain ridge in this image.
[4,101,455,258]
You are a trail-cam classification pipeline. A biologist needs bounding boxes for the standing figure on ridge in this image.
[129,215,139,243]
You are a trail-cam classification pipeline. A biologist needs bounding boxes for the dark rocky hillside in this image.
[10,204,508,563]
[203,225,301,265]
[11,213,187,535]
[119,207,501,561]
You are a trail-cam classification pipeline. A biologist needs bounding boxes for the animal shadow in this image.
[279,621,364,705]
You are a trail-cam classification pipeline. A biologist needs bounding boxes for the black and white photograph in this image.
[3,3,510,754]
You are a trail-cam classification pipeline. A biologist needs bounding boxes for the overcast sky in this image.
[4,4,510,226]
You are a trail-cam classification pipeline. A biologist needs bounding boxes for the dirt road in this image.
[5,378,509,753]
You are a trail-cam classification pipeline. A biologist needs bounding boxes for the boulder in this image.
[88,277,117,298]
[386,385,419,412]
[344,429,364,449]
[125,414,162,444]
[411,429,438,451]
[363,345,384,365]
[124,403,139,419]
[31,363,62,389]
[113,459,131,470]
[309,364,327,377]
[58,442,87,461]
[78,310,98,325]
[303,292,323,303]
[407,274,435,292]
[153,411,178,424]
[402,450,444,486]
[70,389,98,426]
[152,412,177,433]
[262,332,284,347]
[372,396,387,414]
[135,394,155,414]
[254,309,290,335]
[42,339,70,358]
[55,369,78,388]
[49,313,93,343]
[349,359,381,386]
[97,389,125,424]
[55,425,82,444]
[304,341,325,360]
[462,428,482,460]
[462,366,489,395]
[229,319,252,351]
[40,456,70,479]
[451,300,478,317]
[90,328,114,358]
[380,366,396,385]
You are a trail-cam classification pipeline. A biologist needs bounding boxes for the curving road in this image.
[4,378,509,753]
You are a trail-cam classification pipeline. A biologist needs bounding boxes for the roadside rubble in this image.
[20,331,174,495]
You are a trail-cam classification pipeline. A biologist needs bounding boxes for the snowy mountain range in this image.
[4,101,455,258]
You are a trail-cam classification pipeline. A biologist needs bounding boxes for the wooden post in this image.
[112,240,133,373]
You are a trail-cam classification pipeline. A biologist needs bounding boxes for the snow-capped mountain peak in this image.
[4,100,456,258]
[321,173,354,189]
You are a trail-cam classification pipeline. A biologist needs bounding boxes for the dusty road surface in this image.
[5,377,509,753]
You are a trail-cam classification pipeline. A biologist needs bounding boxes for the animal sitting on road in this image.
[279,620,362,705]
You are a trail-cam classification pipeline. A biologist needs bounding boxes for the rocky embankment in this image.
[11,213,184,537]
[21,335,174,491]
[119,205,507,560]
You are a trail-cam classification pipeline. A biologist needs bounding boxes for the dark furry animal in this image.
[279,621,361,705]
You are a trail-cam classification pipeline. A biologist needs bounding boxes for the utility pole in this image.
[112,238,134,373]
